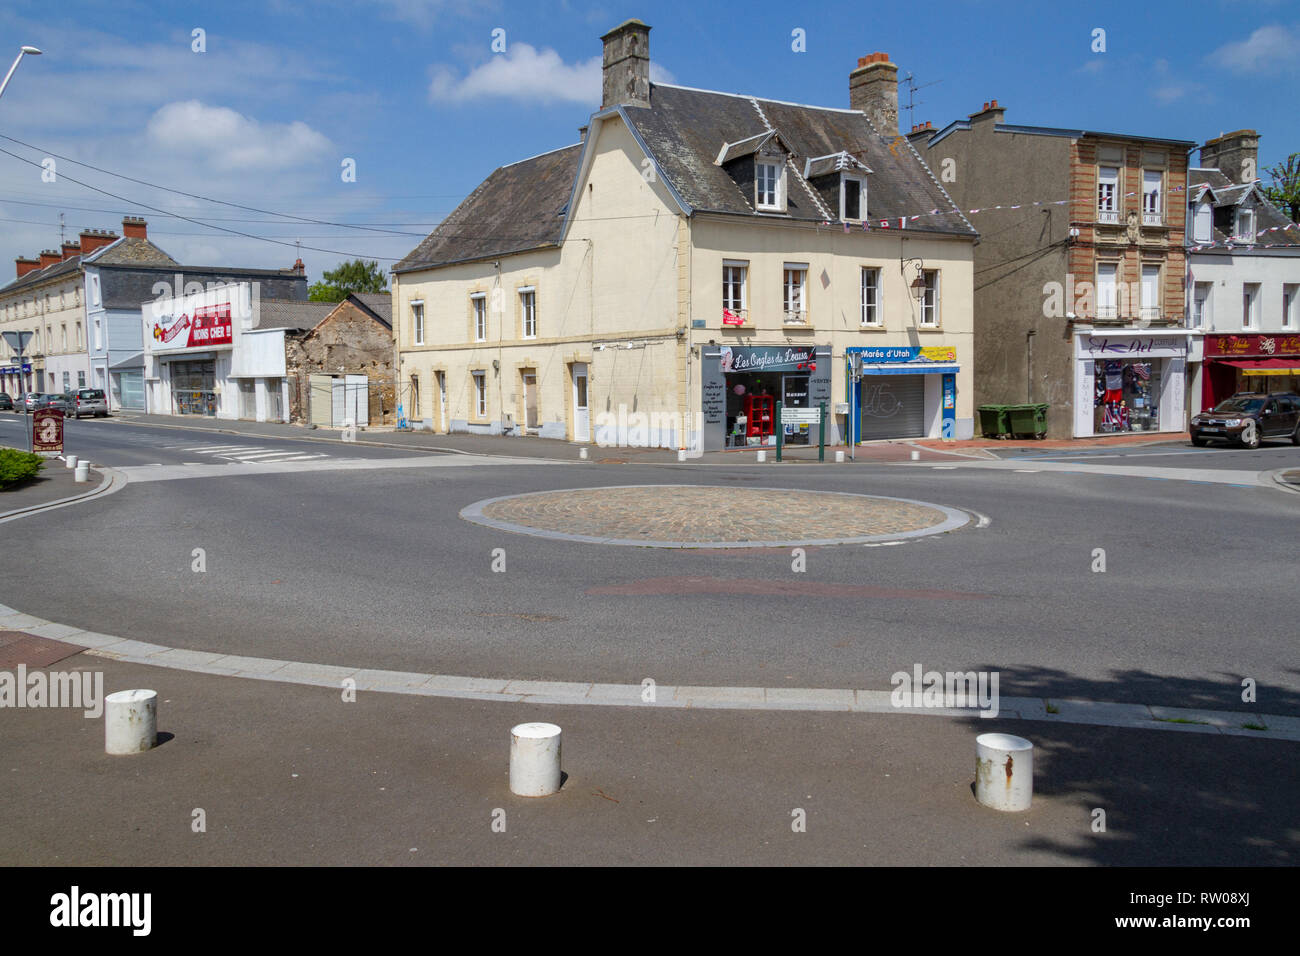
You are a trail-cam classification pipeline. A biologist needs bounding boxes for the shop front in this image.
[1201,333,1300,410]
[144,291,239,419]
[1073,331,1187,437]
[1,362,32,397]
[846,346,959,442]
[700,344,831,450]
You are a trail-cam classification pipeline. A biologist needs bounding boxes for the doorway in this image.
[522,371,538,431]
[571,363,589,442]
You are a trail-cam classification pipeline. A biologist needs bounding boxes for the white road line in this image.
[224,450,304,460]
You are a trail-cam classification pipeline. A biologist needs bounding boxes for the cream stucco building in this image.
[393,22,976,450]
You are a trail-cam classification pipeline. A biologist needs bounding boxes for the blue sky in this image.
[1,0,1297,285]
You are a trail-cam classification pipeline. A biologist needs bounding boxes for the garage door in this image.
[856,374,925,440]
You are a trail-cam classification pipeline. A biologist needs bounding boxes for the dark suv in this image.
[1190,392,1300,448]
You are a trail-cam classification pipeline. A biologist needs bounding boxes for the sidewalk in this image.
[108,412,1192,465]
[0,459,105,517]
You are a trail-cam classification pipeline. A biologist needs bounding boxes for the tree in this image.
[1263,153,1300,223]
[308,259,389,302]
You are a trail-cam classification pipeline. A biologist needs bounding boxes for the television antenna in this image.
[902,72,942,130]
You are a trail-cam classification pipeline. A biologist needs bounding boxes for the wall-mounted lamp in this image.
[491,359,500,372]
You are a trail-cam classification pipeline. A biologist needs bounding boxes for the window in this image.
[1142,170,1162,225]
[76,322,82,349]
[860,267,881,326]
[841,175,866,221]
[519,289,536,338]
[1284,284,1298,330]
[94,317,102,351]
[78,371,85,388]
[1097,262,1119,319]
[89,274,100,306]
[1243,283,1260,329]
[1191,282,1212,329]
[410,301,424,345]
[471,294,487,342]
[1097,166,1119,223]
[472,371,487,417]
[920,271,940,327]
[1192,201,1212,243]
[782,264,807,323]
[1235,208,1255,241]
[61,325,67,351]
[756,160,784,211]
[62,371,69,391]
[1140,265,1161,321]
[722,261,747,322]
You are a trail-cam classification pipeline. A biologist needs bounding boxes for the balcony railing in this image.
[1098,209,1119,224]
[783,310,809,326]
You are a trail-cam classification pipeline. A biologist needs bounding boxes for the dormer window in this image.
[1235,208,1255,242]
[756,159,784,211]
[841,175,867,221]
[1192,200,1212,243]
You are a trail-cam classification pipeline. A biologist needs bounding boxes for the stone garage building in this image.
[286,292,395,427]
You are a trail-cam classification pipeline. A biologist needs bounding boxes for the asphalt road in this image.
[3,427,1297,715]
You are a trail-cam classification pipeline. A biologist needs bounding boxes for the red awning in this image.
[1216,358,1300,370]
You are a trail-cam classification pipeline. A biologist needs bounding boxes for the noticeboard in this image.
[32,408,64,454]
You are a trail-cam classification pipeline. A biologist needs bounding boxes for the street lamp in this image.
[0,46,42,101]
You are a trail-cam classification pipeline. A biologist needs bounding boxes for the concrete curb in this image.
[0,466,126,525]
[1263,468,1300,497]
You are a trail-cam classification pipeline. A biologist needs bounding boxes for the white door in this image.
[345,374,368,426]
[436,372,447,432]
[572,363,589,442]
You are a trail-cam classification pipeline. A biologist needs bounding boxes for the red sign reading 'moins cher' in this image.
[1205,333,1300,357]
[151,303,233,351]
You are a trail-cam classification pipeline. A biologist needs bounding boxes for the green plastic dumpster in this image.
[1007,403,1049,438]
[978,405,1011,438]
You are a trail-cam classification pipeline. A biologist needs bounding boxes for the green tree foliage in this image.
[1264,153,1300,223]
[0,448,44,488]
[307,259,390,302]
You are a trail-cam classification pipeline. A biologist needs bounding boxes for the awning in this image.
[859,364,960,376]
[1219,358,1300,374]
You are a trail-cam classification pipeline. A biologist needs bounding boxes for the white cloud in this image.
[1210,24,1300,72]
[429,43,673,105]
[145,101,334,172]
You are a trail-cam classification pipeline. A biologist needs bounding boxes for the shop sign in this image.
[32,408,63,454]
[0,364,32,374]
[719,345,818,373]
[150,303,233,353]
[1078,335,1185,358]
[851,346,956,364]
[1205,333,1300,358]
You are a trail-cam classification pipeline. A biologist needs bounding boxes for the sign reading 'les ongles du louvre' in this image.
[150,303,233,352]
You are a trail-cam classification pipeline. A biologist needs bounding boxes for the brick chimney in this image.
[122,216,147,239]
[15,257,39,279]
[78,228,119,256]
[601,19,651,109]
[38,249,61,269]
[292,258,305,276]
[61,241,81,261]
[1200,130,1260,185]
[850,53,899,135]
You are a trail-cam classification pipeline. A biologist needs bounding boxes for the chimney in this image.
[78,228,119,256]
[122,216,148,239]
[850,53,899,135]
[969,99,1006,127]
[600,19,651,109]
[38,249,61,269]
[15,257,39,279]
[292,258,305,276]
[1200,129,1260,185]
[61,241,81,261]
[578,124,588,142]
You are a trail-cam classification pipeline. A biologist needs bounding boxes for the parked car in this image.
[35,393,75,416]
[0,393,12,411]
[71,388,108,418]
[1190,392,1300,448]
[17,392,42,411]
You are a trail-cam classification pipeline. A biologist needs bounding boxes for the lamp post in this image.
[0,46,42,100]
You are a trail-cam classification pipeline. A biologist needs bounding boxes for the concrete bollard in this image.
[74,461,90,483]
[677,449,686,462]
[756,450,766,463]
[105,689,158,755]
[579,448,588,460]
[835,450,845,463]
[64,455,78,469]
[910,450,920,461]
[975,733,1033,811]
[510,722,562,796]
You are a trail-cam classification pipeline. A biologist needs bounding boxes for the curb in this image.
[1264,468,1300,497]
[0,466,126,524]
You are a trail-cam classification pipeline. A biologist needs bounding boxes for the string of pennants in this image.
[1187,221,1300,252]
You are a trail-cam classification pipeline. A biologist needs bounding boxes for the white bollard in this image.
[910,450,920,461]
[64,455,78,469]
[756,450,766,463]
[579,447,588,460]
[510,722,562,796]
[105,689,158,755]
[677,449,686,462]
[74,461,90,483]
[975,733,1033,811]
[835,450,845,463]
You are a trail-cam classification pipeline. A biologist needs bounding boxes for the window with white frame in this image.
[1140,265,1161,321]
[471,294,486,342]
[1191,282,1212,329]
[756,159,784,211]
[519,288,536,338]
[1193,201,1212,243]
[1284,284,1298,330]
[722,261,747,320]
[920,270,940,326]
[411,301,425,345]
[94,317,102,351]
[472,370,487,417]
[1142,170,1163,225]
[1242,283,1260,329]
[861,267,881,326]
[841,175,866,221]
[1097,166,1119,223]
[1235,208,1255,241]
[1097,262,1119,318]
[782,264,807,323]
[76,321,82,349]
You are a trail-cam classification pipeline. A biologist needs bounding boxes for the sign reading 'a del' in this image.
[32,408,63,454]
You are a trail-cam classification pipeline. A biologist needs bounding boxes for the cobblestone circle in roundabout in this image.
[460,485,970,548]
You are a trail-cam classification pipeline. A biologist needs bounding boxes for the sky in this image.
[0,0,1297,287]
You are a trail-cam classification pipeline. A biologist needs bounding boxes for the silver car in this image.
[37,393,75,415]
[71,388,108,418]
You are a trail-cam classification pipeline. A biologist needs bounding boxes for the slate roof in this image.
[0,256,82,296]
[350,292,392,327]
[253,298,336,332]
[1187,167,1300,248]
[86,236,179,267]
[395,81,975,273]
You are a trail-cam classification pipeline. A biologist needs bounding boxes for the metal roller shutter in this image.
[857,374,926,440]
